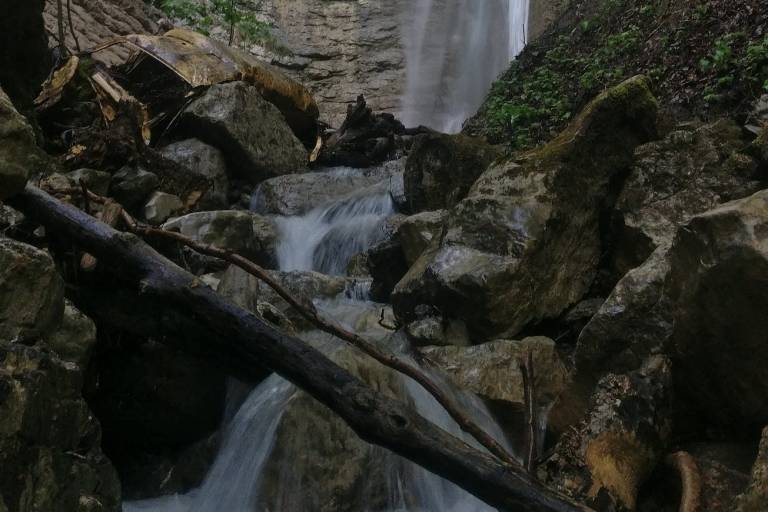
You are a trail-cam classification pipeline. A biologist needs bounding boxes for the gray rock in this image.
[252,159,403,216]
[46,299,97,368]
[0,238,64,340]
[163,210,277,268]
[420,337,568,407]
[0,204,23,235]
[65,168,111,196]
[393,76,659,340]
[143,191,183,225]
[110,165,159,209]
[403,133,501,214]
[179,82,308,183]
[398,210,446,266]
[0,88,35,200]
[160,139,229,210]
[610,120,763,279]
[405,315,469,347]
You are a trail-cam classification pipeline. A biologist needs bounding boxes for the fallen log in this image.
[8,184,590,512]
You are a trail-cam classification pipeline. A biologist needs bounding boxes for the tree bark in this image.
[9,185,590,512]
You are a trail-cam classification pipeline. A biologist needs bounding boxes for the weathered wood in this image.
[9,184,591,512]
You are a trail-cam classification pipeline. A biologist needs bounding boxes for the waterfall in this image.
[400,0,529,132]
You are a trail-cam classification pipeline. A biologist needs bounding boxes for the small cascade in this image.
[125,178,512,512]
[400,0,530,132]
[274,186,394,275]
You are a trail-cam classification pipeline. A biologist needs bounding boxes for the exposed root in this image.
[666,451,702,512]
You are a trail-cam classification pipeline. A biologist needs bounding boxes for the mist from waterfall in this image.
[400,0,530,132]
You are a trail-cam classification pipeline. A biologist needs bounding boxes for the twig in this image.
[62,186,518,466]
[78,179,90,215]
[56,0,67,56]
[666,451,702,512]
[520,351,538,473]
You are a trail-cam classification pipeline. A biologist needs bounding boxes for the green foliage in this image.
[700,33,768,103]
[577,25,641,92]
[155,0,286,52]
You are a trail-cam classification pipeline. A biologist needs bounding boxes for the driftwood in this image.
[9,184,591,512]
[666,452,702,512]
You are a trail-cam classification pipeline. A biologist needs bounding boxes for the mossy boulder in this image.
[403,133,501,214]
[0,89,38,200]
[393,76,658,339]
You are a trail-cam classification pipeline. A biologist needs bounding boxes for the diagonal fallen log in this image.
[63,185,516,466]
[9,184,590,512]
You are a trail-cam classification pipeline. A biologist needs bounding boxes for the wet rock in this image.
[0,342,121,512]
[367,237,408,302]
[179,82,308,183]
[736,426,768,511]
[609,120,764,279]
[143,191,183,226]
[666,189,768,431]
[403,132,501,213]
[218,265,351,332]
[398,210,446,266]
[393,76,658,340]
[110,165,160,209]
[66,168,112,196]
[541,356,673,511]
[163,210,277,270]
[46,299,97,368]
[159,139,230,210]
[0,205,24,236]
[0,239,64,340]
[420,337,568,406]
[252,159,403,216]
[256,344,403,512]
[405,315,470,348]
[0,89,36,200]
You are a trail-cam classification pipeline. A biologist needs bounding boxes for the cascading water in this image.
[125,2,529,510]
[400,0,529,132]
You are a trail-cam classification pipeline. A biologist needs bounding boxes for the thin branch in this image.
[61,186,518,466]
[66,0,81,52]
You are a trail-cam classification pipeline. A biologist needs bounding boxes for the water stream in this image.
[125,1,529,509]
[400,0,529,132]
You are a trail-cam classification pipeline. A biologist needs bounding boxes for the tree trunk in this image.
[8,185,590,512]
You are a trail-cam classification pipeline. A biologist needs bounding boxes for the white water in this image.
[400,0,529,132]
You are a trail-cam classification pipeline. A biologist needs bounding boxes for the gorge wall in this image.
[41,0,568,127]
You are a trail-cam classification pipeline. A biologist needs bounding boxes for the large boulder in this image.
[179,82,308,183]
[0,89,37,200]
[397,210,447,266]
[0,239,64,340]
[392,76,658,339]
[163,210,277,270]
[403,132,501,214]
[159,139,230,210]
[419,337,568,408]
[609,120,764,279]
[0,240,120,512]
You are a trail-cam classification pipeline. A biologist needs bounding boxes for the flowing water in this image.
[400,0,529,132]
[125,2,529,509]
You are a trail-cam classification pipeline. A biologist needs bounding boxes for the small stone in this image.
[144,191,183,225]
[66,168,111,195]
[111,165,159,208]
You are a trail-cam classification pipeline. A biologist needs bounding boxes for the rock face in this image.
[403,133,501,213]
[609,120,764,279]
[393,76,658,339]
[43,0,160,66]
[528,0,570,40]
[0,240,120,512]
[420,337,568,407]
[159,139,230,210]
[0,239,64,340]
[0,89,39,200]
[179,82,308,183]
[264,0,405,127]
[398,210,447,266]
